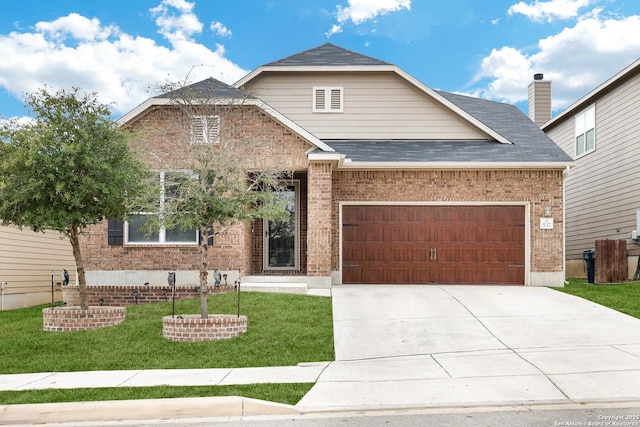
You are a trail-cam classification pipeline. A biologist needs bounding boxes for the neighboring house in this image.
[541,58,640,278]
[0,226,76,310]
[81,43,572,289]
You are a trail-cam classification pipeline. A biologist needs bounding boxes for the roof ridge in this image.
[156,77,250,99]
[263,42,390,67]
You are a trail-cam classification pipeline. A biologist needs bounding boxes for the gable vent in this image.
[313,87,343,113]
[190,115,220,144]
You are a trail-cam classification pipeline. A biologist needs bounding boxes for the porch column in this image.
[307,161,333,288]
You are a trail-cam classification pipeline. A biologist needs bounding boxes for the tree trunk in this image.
[199,230,209,319]
[67,225,88,310]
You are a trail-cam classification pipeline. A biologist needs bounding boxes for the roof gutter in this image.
[331,160,574,170]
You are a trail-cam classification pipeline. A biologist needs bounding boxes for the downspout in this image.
[1,281,6,311]
[563,165,571,283]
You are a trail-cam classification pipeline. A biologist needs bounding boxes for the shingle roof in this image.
[264,43,390,67]
[156,77,251,100]
[321,92,573,164]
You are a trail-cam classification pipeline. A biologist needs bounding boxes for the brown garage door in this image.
[342,205,525,285]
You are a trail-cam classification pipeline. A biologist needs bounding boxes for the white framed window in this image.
[190,115,220,144]
[313,87,343,113]
[575,104,595,157]
[126,171,199,245]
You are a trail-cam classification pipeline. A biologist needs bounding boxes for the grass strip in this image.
[0,383,314,405]
[554,279,640,319]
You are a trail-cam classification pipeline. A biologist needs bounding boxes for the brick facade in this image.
[307,162,333,277]
[81,105,312,278]
[80,102,565,287]
[332,169,565,275]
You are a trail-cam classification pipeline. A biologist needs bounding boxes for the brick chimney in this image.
[528,73,551,127]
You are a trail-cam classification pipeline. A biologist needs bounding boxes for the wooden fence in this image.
[594,239,627,283]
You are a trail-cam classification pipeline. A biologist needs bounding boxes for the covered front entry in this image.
[342,205,525,285]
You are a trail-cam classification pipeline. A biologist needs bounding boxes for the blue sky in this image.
[1,0,640,121]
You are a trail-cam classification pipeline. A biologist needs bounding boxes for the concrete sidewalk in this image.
[2,285,640,425]
[0,363,329,391]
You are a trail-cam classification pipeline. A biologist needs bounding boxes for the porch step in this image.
[239,276,331,297]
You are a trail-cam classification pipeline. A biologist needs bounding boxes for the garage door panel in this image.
[388,267,410,283]
[408,226,430,242]
[343,247,363,262]
[342,205,525,285]
[364,207,385,222]
[385,225,408,241]
[455,247,479,263]
[361,266,386,283]
[506,267,525,283]
[390,247,410,262]
[504,226,525,241]
[343,265,361,283]
[364,247,386,261]
[411,267,431,283]
[505,248,525,263]
[386,206,410,222]
[412,247,430,261]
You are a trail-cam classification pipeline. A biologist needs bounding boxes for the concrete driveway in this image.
[297,285,640,412]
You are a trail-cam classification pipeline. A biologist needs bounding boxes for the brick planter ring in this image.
[43,306,126,332]
[162,314,248,342]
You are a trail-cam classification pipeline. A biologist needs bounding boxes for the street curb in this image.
[0,396,298,425]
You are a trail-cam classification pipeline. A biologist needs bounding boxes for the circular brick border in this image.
[162,314,248,342]
[42,306,126,332]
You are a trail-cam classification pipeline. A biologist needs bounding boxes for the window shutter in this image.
[190,117,204,144]
[107,219,124,246]
[330,88,342,111]
[314,88,326,111]
[205,116,220,144]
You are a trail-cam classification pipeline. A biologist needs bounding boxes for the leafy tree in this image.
[140,77,292,318]
[0,87,151,310]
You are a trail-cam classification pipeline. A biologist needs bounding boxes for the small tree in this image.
[0,87,151,310]
[140,77,292,319]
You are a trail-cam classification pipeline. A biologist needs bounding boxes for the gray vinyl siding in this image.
[0,226,76,309]
[546,72,640,260]
[245,72,490,140]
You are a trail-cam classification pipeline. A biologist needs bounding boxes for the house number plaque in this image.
[540,218,554,230]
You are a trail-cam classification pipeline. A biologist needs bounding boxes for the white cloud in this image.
[210,21,232,37]
[0,1,247,118]
[472,13,640,110]
[327,0,411,37]
[150,0,203,42]
[325,24,343,37]
[508,0,593,23]
[34,13,118,41]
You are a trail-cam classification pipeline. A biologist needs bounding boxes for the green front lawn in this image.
[554,279,640,319]
[0,292,334,374]
[0,292,333,405]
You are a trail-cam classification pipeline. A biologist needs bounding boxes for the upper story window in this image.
[126,171,198,245]
[191,115,220,144]
[575,104,595,157]
[313,87,343,113]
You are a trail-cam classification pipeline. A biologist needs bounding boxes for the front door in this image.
[264,183,299,270]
